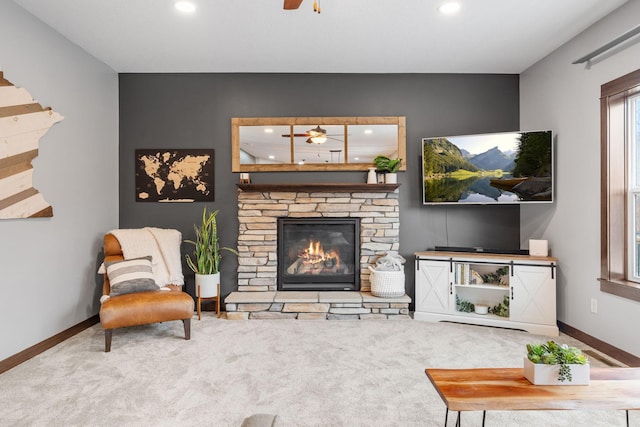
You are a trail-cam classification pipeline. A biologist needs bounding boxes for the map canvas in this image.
[135,149,214,202]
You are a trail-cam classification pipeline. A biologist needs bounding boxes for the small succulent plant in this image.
[526,341,588,382]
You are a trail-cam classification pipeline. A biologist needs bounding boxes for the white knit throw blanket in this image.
[107,227,185,286]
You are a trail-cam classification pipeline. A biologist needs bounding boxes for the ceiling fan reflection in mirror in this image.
[284,0,322,14]
[282,125,342,144]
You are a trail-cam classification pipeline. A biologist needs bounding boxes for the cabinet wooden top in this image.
[415,251,557,263]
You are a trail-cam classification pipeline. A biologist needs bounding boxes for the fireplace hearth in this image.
[278,218,360,291]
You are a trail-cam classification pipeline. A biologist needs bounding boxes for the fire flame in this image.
[290,238,342,273]
[303,239,325,264]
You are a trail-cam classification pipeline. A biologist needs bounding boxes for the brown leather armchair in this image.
[99,233,194,352]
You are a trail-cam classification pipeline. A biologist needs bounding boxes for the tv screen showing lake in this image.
[422,131,553,205]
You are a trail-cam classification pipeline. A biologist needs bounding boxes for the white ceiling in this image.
[14,0,627,74]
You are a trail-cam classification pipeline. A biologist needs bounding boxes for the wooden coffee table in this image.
[425,367,640,426]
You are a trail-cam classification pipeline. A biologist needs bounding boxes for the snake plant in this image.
[185,207,238,274]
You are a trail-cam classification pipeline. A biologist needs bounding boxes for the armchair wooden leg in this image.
[183,318,191,340]
[105,329,112,353]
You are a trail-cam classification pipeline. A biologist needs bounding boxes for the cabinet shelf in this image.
[454,311,509,321]
[454,283,508,291]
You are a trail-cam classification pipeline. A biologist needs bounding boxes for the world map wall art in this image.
[135,149,215,202]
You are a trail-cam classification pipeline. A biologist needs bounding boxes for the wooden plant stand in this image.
[197,282,220,320]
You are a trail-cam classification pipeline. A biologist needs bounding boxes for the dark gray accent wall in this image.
[119,73,520,304]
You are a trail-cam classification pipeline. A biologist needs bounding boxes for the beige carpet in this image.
[0,316,631,427]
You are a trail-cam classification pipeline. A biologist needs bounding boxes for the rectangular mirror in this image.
[232,116,406,172]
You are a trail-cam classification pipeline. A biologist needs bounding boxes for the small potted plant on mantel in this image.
[524,340,590,385]
[373,155,402,184]
[186,207,238,302]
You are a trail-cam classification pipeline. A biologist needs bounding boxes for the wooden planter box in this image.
[523,357,590,385]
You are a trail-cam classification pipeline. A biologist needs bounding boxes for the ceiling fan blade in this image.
[284,0,303,10]
[282,133,311,137]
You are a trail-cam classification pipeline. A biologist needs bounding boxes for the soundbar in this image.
[434,246,530,255]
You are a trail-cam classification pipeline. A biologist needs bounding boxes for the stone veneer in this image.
[224,185,409,319]
[225,291,411,320]
[234,187,400,292]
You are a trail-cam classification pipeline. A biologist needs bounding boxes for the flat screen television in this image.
[422,130,553,205]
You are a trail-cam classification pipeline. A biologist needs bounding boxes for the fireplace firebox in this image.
[277,218,360,291]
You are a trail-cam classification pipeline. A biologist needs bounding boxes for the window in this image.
[600,68,640,302]
[628,94,640,282]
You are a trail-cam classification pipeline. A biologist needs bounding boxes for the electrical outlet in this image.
[590,298,598,314]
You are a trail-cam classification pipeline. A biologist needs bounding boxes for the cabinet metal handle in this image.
[450,282,453,295]
[511,286,514,300]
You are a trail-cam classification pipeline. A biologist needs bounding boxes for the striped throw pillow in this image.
[105,256,159,296]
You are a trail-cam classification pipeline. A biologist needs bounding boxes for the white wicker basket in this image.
[368,266,405,298]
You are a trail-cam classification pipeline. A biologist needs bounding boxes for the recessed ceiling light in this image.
[175,1,196,13]
[264,128,274,134]
[438,2,460,15]
[268,155,275,159]
[364,129,373,135]
[354,157,360,161]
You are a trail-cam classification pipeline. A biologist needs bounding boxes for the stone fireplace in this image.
[224,183,410,319]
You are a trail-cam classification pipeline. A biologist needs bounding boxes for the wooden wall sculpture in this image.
[0,72,63,218]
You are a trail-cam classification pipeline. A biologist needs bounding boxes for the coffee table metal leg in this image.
[627,409,629,427]
[482,410,486,427]
[455,411,460,426]
[444,408,448,427]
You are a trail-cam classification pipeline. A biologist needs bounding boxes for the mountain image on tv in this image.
[468,147,515,171]
[422,130,553,204]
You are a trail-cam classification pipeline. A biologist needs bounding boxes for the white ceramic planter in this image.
[385,173,398,184]
[474,304,489,315]
[195,272,220,298]
[523,357,590,385]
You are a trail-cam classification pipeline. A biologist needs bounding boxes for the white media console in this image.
[414,251,559,336]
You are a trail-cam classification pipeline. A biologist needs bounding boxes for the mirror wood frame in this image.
[231,116,406,172]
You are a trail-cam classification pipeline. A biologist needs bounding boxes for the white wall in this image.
[0,2,118,361]
[520,0,640,357]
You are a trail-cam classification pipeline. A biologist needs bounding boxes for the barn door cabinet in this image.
[414,251,558,336]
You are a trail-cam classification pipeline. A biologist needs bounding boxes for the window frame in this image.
[600,68,640,302]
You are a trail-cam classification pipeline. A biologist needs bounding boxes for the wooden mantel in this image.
[236,183,400,193]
